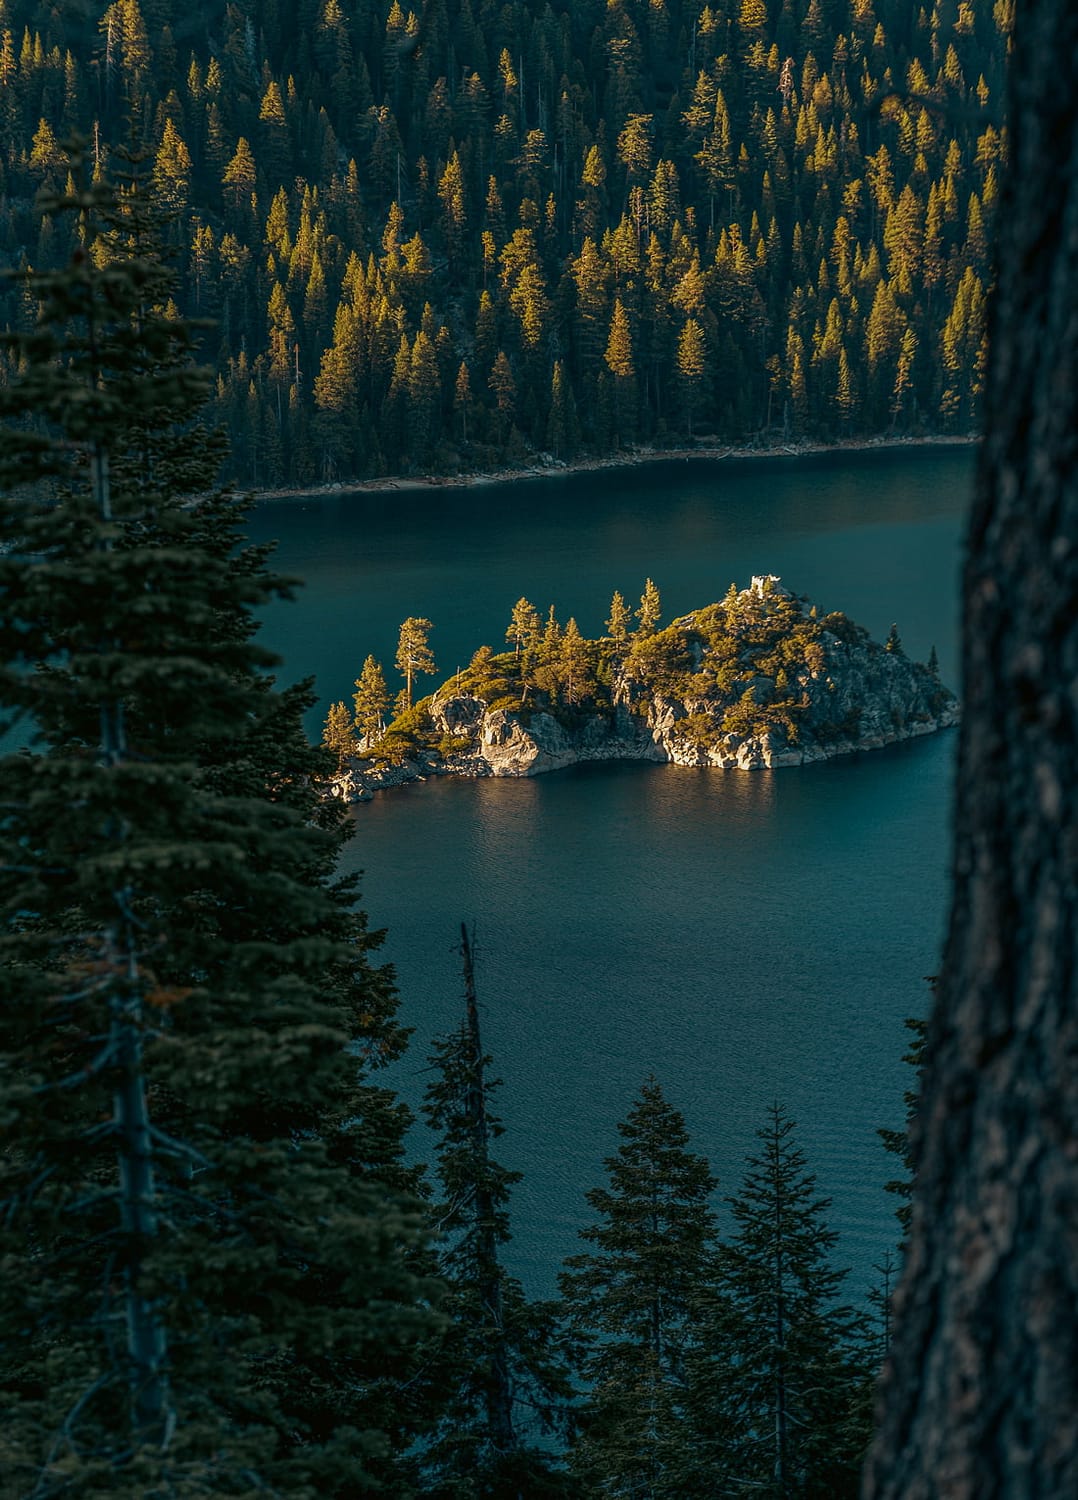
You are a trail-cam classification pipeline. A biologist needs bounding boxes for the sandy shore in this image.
[252,433,979,504]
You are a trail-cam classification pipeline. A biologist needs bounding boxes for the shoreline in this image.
[252,433,979,504]
[336,713,960,804]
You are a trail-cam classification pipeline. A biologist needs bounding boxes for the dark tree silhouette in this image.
[864,4,1078,1496]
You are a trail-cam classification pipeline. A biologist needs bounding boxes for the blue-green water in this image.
[249,445,974,1301]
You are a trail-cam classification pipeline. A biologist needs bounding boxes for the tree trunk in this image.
[459,924,516,1455]
[864,6,1078,1497]
[94,446,172,1444]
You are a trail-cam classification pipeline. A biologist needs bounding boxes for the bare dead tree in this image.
[864,4,1078,1497]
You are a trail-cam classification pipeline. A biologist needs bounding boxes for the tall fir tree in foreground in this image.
[0,150,437,1495]
[418,924,574,1498]
[559,1079,718,1498]
[685,1104,869,1499]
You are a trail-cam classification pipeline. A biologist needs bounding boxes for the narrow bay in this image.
[249,445,973,1299]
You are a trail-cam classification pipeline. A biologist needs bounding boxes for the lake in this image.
[248,444,974,1303]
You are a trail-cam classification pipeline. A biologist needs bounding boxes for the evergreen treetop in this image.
[685,1104,869,1498]
[419,926,574,1497]
[0,152,438,1495]
[560,1079,719,1497]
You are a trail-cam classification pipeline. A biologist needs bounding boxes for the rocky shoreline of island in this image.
[333,702,960,802]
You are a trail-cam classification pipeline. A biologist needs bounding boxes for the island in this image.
[329,576,958,801]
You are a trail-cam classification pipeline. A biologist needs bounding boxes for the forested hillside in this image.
[0,0,1007,484]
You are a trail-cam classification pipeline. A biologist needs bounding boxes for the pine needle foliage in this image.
[559,1078,719,1499]
[878,1013,928,1246]
[418,925,574,1498]
[0,148,438,1497]
[685,1104,869,1499]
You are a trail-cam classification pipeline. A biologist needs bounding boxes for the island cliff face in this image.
[335,578,958,801]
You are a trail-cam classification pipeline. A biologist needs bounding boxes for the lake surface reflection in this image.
[250,445,974,1299]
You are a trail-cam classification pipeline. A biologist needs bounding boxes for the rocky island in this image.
[329,577,958,801]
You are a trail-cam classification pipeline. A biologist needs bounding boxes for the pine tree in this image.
[605,590,632,642]
[221,134,257,215]
[617,113,654,182]
[151,117,191,216]
[687,1105,868,1498]
[878,1015,928,1247]
[546,359,579,460]
[323,697,356,765]
[604,297,634,380]
[29,116,62,171]
[677,318,708,436]
[258,78,291,185]
[560,1080,719,1498]
[438,150,467,268]
[506,596,541,657]
[419,926,574,1496]
[396,615,436,709]
[571,237,611,372]
[891,326,918,429]
[488,349,516,432]
[454,360,474,443]
[560,617,591,705]
[604,298,636,444]
[0,151,436,1496]
[353,653,390,743]
[408,326,442,466]
[536,603,563,675]
[637,577,662,635]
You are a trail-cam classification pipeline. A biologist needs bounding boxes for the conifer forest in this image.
[0,0,1007,484]
[4,0,1078,1494]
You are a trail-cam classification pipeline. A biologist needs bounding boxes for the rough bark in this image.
[864,5,1078,1497]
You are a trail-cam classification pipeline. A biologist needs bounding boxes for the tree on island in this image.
[560,617,592,705]
[559,1079,718,1498]
[865,2,1078,1491]
[636,577,662,636]
[506,595,541,657]
[419,926,574,1497]
[541,604,562,656]
[396,614,436,711]
[323,697,356,766]
[0,153,437,1494]
[605,589,632,643]
[354,652,389,743]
